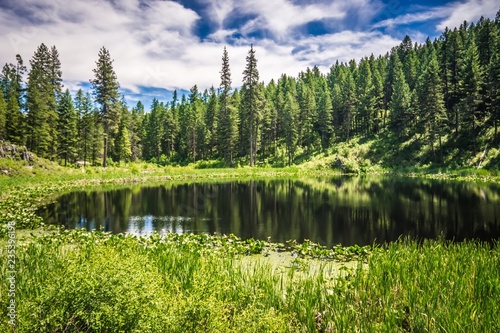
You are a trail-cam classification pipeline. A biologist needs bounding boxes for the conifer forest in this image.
[1,12,500,169]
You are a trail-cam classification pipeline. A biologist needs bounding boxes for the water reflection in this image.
[37,176,500,246]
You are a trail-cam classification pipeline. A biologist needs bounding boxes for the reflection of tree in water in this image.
[37,177,500,246]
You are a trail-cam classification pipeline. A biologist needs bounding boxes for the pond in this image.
[37,176,500,246]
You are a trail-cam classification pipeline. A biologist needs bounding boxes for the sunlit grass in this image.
[1,230,498,332]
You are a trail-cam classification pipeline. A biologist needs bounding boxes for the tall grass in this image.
[1,231,499,332]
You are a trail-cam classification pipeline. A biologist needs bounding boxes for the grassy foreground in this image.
[1,160,500,331]
[1,230,499,332]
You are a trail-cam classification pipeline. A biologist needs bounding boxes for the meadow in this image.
[1,229,498,332]
[1,161,500,331]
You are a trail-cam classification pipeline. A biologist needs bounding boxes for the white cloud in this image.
[1,0,495,107]
[437,0,498,31]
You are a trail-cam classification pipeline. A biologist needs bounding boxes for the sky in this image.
[0,0,498,109]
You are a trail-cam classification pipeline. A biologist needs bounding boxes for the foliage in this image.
[1,229,498,332]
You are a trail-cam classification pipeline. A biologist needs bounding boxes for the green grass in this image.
[1,230,498,332]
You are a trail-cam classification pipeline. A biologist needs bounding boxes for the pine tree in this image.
[27,43,62,159]
[440,27,464,137]
[297,79,316,151]
[356,58,375,137]
[74,89,94,165]
[114,103,132,164]
[283,91,299,165]
[458,31,483,155]
[205,86,218,158]
[143,98,164,161]
[389,53,411,138]
[340,69,357,141]
[90,46,120,167]
[489,25,500,143]
[218,48,234,164]
[57,89,77,165]
[1,56,26,145]
[416,47,447,162]
[317,81,333,150]
[187,86,203,162]
[0,91,6,139]
[130,101,144,161]
[261,80,278,158]
[370,55,385,134]
[241,45,262,166]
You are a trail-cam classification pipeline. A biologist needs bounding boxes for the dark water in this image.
[37,176,500,246]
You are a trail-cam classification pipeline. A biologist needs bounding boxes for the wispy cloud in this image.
[372,8,451,29]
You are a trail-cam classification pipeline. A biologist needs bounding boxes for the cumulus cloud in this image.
[437,0,498,31]
[0,0,496,108]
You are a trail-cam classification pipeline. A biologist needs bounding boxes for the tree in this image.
[283,91,299,165]
[186,86,203,162]
[57,89,77,165]
[440,27,464,137]
[26,44,62,159]
[415,47,447,162]
[218,47,235,164]
[389,53,412,138]
[205,86,218,158]
[356,58,375,137]
[90,46,120,167]
[316,81,333,150]
[114,103,132,164]
[74,89,94,165]
[489,25,500,143]
[0,91,6,139]
[297,79,316,151]
[129,101,144,161]
[1,55,26,145]
[241,45,262,166]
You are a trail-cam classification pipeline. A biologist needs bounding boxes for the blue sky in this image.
[0,0,498,109]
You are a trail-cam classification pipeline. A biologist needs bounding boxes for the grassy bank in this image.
[1,230,498,332]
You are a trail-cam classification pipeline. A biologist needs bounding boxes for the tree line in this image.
[1,11,500,167]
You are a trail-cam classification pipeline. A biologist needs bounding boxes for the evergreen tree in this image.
[114,103,132,164]
[218,47,235,164]
[186,86,203,162]
[316,81,333,150]
[163,101,178,159]
[297,79,316,151]
[1,56,26,145]
[369,55,385,133]
[0,91,6,139]
[340,68,357,141]
[205,86,218,158]
[489,25,500,143]
[143,99,164,161]
[416,47,447,162]
[130,101,144,161]
[26,44,63,159]
[89,109,104,165]
[90,46,120,167]
[389,53,411,138]
[241,45,262,166]
[356,58,375,137]
[261,79,278,158]
[283,91,299,165]
[440,27,464,136]
[57,89,77,165]
[74,89,94,165]
[458,31,483,155]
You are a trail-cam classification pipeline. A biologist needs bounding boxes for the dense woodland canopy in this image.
[1,12,500,168]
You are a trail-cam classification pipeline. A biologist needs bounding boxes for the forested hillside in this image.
[1,12,500,169]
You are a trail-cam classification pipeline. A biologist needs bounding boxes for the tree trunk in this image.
[249,108,254,167]
[103,134,108,167]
